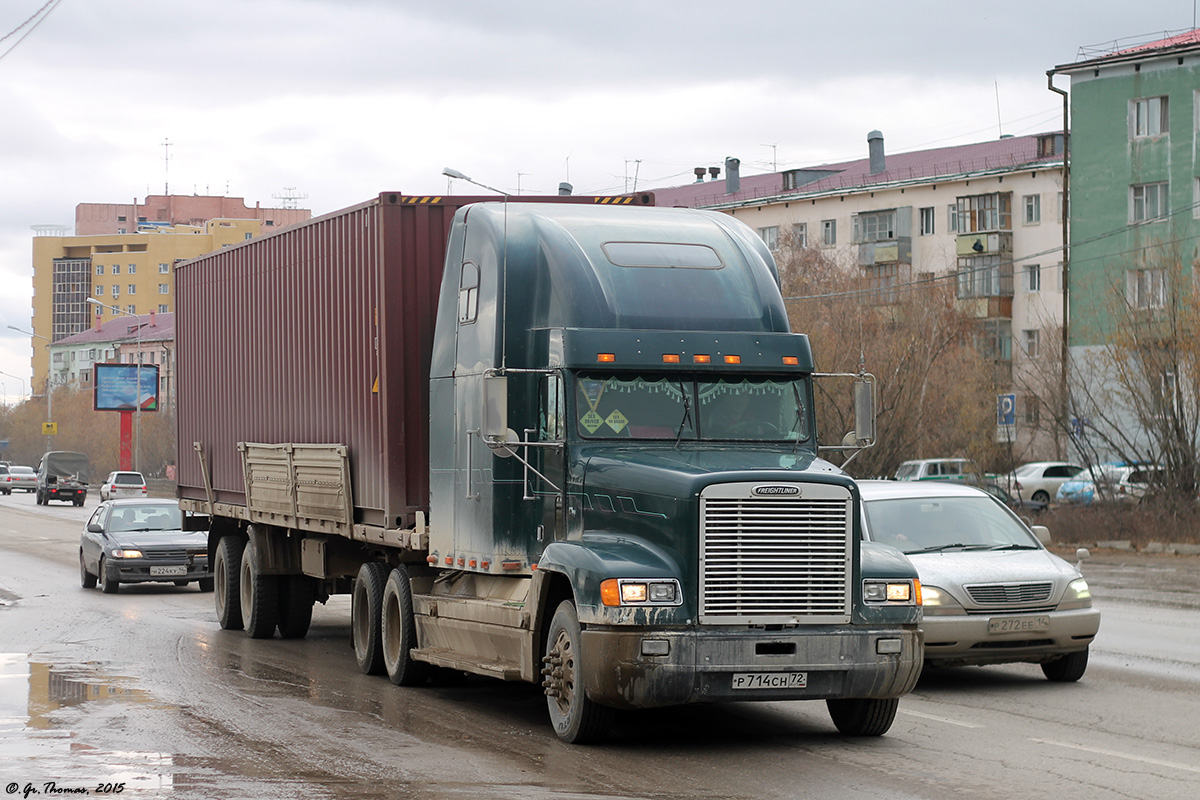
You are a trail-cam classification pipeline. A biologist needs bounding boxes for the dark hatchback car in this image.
[80,499,212,594]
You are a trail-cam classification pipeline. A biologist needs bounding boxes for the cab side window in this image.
[458,262,479,324]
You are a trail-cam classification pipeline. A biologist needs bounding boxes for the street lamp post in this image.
[0,370,27,404]
[7,324,53,446]
[86,298,144,472]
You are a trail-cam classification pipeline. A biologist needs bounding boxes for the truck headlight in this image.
[1057,578,1093,610]
[918,584,965,616]
[863,579,920,605]
[601,578,682,607]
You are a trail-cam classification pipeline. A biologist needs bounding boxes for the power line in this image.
[0,0,62,62]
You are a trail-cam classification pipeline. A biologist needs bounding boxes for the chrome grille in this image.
[700,482,852,624]
[965,582,1053,605]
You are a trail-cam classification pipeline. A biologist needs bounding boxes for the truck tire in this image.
[1041,647,1088,682]
[214,535,246,630]
[277,574,316,639]
[381,565,429,686]
[543,600,613,744]
[197,577,215,593]
[239,537,279,639]
[825,697,899,736]
[79,550,96,589]
[352,562,389,675]
[98,558,119,594]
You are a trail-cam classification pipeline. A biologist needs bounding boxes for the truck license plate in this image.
[150,565,187,577]
[987,615,1050,634]
[731,672,807,690]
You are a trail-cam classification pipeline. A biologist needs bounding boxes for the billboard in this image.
[94,363,160,412]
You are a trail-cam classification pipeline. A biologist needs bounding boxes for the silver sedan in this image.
[859,480,1100,681]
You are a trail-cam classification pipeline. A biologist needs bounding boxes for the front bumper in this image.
[922,607,1101,666]
[110,558,211,585]
[580,624,923,709]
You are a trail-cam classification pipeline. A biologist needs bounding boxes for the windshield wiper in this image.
[790,382,806,452]
[986,543,1040,551]
[905,543,992,554]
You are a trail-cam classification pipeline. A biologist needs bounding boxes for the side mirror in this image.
[852,378,875,445]
[87,522,104,534]
[1075,547,1090,569]
[1030,525,1051,545]
[482,375,512,450]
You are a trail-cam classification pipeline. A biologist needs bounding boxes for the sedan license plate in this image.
[731,672,807,690]
[150,565,187,577]
[987,615,1050,634]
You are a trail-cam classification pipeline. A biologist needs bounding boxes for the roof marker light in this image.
[724,355,741,364]
[782,356,799,365]
[597,353,616,363]
[662,354,680,363]
[693,354,711,364]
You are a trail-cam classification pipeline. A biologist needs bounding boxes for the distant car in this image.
[859,480,1100,681]
[983,482,1047,514]
[100,471,148,501]
[1004,461,1084,504]
[79,499,212,594]
[0,464,8,495]
[893,458,984,486]
[1055,463,1162,505]
[3,465,38,494]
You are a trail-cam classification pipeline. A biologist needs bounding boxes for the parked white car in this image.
[893,458,983,486]
[99,471,148,501]
[1005,461,1085,504]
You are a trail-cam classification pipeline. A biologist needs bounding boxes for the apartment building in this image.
[653,132,1066,457]
[48,312,176,409]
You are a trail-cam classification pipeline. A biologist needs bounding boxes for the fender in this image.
[538,533,691,626]
[858,541,923,625]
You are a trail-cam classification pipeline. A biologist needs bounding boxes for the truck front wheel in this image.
[543,600,613,744]
[239,537,279,638]
[352,562,389,675]
[214,535,246,630]
[381,565,429,686]
[826,697,899,736]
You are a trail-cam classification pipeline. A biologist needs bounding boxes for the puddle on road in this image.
[0,653,176,791]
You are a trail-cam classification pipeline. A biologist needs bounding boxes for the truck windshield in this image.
[575,374,809,442]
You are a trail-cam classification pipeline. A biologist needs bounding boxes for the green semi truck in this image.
[176,193,922,743]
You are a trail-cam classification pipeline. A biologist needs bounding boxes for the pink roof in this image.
[55,312,175,346]
[650,133,1062,208]
[1115,28,1200,55]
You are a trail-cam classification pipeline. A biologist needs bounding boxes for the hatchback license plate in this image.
[988,615,1050,634]
[731,672,807,690]
[150,565,187,577]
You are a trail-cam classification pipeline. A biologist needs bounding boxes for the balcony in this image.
[955,232,1012,257]
[858,236,912,266]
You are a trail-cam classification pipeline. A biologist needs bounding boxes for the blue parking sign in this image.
[997,393,1016,426]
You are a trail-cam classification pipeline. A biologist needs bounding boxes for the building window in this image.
[852,210,896,243]
[158,304,169,313]
[1037,133,1064,158]
[919,207,935,235]
[1131,182,1168,222]
[957,255,1010,298]
[1025,264,1041,292]
[1128,268,1166,309]
[80,368,92,384]
[245,232,254,241]
[95,264,104,276]
[756,226,779,250]
[88,348,96,359]
[1023,329,1040,358]
[159,283,169,294]
[980,320,1012,362]
[111,265,120,275]
[94,286,104,297]
[112,286,120,297]
[821,219,837,246]
[864,264,899,303]
[956,193,1011,232]
[158,262,169,273]
[1023,396,1040,425]
[792,222,807,248]
[948,204,959,233]
[128,284,137,295]
[126,304,136,314]
[1132,96,1168,138]
[1023,194,1041,224]
[128,263,136,274]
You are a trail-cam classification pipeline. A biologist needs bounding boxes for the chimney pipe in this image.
[693,167,707,183]
[558,182,573,196]
[868,130,885,175]
[724,157,741,194]
[708,166,720,181]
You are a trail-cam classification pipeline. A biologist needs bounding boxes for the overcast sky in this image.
[1,0,1196,404]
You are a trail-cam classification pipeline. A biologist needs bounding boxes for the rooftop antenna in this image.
[516,172,528,196]
[995,82,1003,137]
[761,143,778,172]
[272,186,309,209]
[162,138,172,194]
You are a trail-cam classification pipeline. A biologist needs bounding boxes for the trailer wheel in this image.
[352,562,389,675]
[381,565,429,686]
[239,537,279,639]
[277,574,316,639]
[825,697,899,736]
[543,600,613,744]
[214,535,246,630]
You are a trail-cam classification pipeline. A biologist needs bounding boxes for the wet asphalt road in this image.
[1,492,1199,799]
